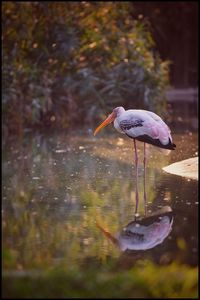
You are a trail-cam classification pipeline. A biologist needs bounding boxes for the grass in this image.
[2,261,198,298]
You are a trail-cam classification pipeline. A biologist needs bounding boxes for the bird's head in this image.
[94,106,125,136]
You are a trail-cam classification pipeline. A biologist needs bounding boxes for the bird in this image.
[94,106,176,215]
[96,206,173,251]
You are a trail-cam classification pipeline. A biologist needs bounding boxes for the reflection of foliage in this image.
[3,135,165,269]
[2,134,198,298]
[2,2,170,136]
[2,134,197,265]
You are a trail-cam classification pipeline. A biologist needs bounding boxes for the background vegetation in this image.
[2,2,170,137]
[3,262,198,298]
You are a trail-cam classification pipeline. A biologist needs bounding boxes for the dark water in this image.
[2,130,198,273]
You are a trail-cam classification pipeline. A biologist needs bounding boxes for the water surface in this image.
[2,131,198,273]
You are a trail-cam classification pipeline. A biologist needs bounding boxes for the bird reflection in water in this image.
[96,206,173,251]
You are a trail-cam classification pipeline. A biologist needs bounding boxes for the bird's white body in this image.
[113,108,175,149]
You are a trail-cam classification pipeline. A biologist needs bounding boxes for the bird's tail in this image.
[166,142,176,150]
[134,134,176,150]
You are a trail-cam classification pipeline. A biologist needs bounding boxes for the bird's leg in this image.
[143,142,147,217]
[133,139,139,219]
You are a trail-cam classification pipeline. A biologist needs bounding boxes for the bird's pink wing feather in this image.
[145,120,172,145]
[118,110,173,146]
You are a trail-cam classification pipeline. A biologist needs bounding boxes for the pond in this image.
[2,129,198,297]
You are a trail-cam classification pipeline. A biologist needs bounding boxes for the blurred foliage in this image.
[2,2,170,137]
[2,262,198,298]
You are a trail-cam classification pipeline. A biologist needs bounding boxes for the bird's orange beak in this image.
[94,112,116,136]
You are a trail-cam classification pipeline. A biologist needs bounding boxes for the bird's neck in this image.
[114,118,125,134]
[116,107,125,117]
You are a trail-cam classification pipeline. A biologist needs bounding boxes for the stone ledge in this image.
[162,157,198,180]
